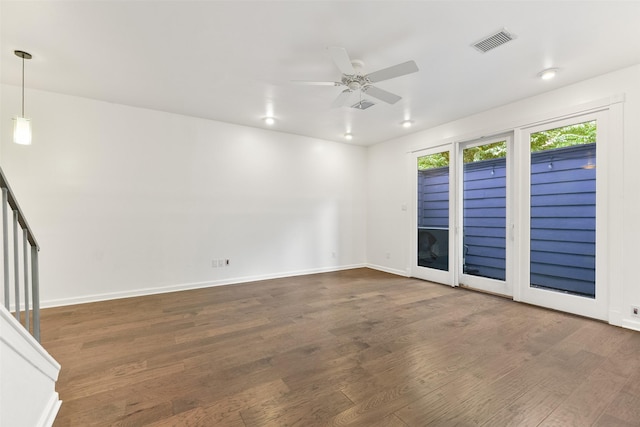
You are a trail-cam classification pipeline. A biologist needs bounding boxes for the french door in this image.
[412,146,455,285]
[457,136,512,296]
[412,137,512,295]
[412,111,608,320]
[516,113,608,320]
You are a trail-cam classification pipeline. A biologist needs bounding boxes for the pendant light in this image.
[13,50,32,145]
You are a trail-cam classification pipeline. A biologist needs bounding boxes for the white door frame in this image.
[410,144,456,286]
[456,134,514,297]
[514,111,609,320]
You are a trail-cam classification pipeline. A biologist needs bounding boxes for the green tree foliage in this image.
[417,141,506,170]
[530,120,596,152]
[417,152,449,170]
[417,121,596,170]
[462,140,506,163]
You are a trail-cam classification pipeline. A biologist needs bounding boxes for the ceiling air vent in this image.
[472,29,516,53]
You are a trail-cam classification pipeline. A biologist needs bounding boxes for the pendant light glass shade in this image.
[14,50,33,145]
[13,116,32,145]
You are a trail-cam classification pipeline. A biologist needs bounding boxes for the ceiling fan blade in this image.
[328,46,356,75]
[331,89,352,108]
[291,80,341,86]
[363,85,402,104]
[366,60,419,83]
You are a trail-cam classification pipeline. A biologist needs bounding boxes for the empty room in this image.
[2,1,640,426]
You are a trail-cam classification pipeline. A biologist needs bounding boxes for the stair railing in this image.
[0,166,41,342]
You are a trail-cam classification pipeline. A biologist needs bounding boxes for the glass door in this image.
[518,113,608,320]
[412,146,454,285]
[410,111,611,321]
[458,136,512,296]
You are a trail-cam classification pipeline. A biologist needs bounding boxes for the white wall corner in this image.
[366,263,410,277]
[608,309,623,327]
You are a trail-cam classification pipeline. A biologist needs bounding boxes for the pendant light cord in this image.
[21,55,25,117]
[14,50,32,118]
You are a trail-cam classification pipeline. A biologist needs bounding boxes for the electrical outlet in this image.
[212,259,217,268]
[632,305,640,317]
[218,259,225,267]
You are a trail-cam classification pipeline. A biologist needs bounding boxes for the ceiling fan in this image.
[296,46,419,109]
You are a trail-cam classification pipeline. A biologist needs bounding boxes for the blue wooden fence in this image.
[530,144,595,297]
[417,143,596,297]
[417,167,449,271]
[463,157,506,280]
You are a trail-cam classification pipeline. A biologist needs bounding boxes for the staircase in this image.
[0,166,61,427]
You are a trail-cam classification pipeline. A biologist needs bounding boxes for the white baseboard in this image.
[41,264,367,308]
[38,393,62,427]
[366,263,410,277]
[621,318,640,332]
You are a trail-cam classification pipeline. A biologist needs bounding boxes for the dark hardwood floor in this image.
[42,268,640,426]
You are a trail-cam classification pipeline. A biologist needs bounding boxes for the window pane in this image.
[530,121,596,298]
[463,141,507,280]
[417,152,449,271]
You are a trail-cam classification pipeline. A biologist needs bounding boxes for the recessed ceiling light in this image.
[263,117,275,125]
[344,133,353,141]
[538,68,558,80]
[401,120,414,128]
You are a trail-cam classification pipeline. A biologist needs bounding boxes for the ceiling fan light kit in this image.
[351,100,375,110]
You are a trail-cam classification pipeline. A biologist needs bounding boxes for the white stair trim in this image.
[1,306,61,427]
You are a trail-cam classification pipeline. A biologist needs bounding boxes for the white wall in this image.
[0,86,367,306]
[367,64,640,330]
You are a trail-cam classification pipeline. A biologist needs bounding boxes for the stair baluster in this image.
[0,167,41,342]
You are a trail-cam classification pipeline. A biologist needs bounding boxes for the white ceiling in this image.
[2,1,640,146]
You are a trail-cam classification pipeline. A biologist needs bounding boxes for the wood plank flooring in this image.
[41,268,640,426]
